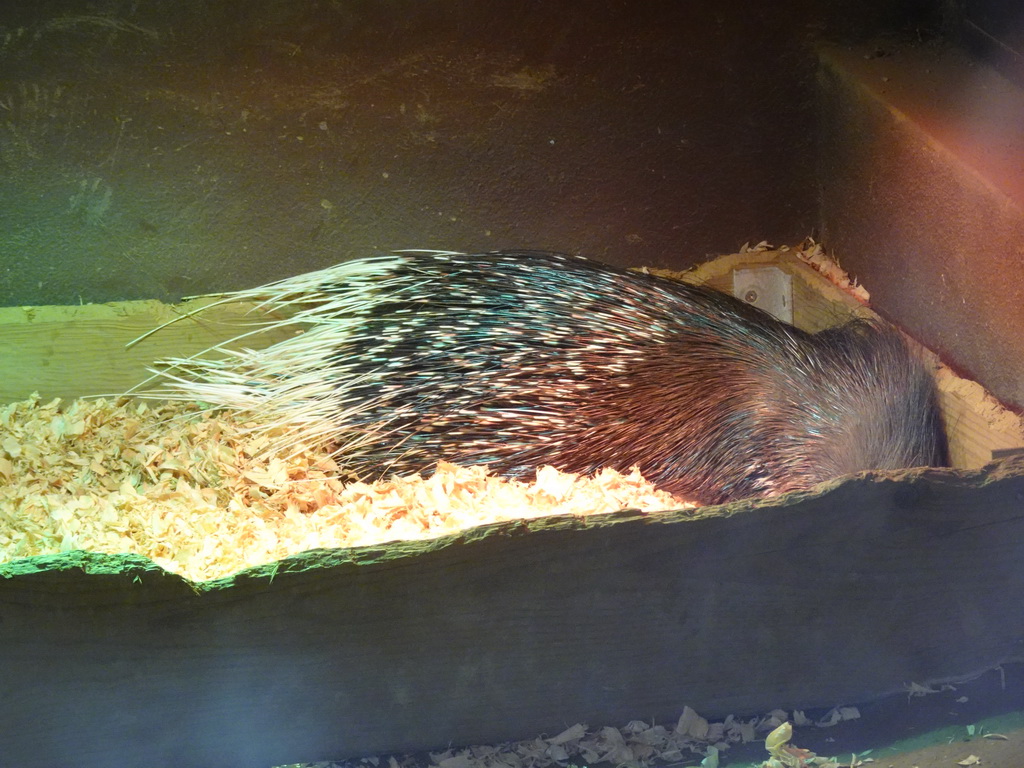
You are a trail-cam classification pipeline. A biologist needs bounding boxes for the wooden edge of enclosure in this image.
[1,457,1019,595]
[0,504,701,594]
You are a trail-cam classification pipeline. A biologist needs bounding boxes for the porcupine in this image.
[148,249,948,506]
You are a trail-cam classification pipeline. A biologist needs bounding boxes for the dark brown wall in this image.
[818,44,1024,410]
[0,0,938,306]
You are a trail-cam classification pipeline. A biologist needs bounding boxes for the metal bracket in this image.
[732,266,793,324]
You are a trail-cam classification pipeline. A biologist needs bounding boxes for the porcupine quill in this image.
[137,250,949,506]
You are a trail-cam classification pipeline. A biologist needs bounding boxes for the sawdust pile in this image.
[0,394,693,582]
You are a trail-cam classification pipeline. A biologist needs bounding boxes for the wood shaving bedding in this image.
[0,394,693,582]
[792,237,871,303]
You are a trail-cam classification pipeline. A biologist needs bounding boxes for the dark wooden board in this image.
[2,458,1024,768]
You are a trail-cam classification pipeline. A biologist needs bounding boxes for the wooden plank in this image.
[683,249,871,330]
[2,458,1024,768]
[0,298,297,403]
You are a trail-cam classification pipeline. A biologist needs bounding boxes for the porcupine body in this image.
[153,250,948,505]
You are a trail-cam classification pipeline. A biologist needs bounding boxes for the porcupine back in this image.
[152,250,949,505]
